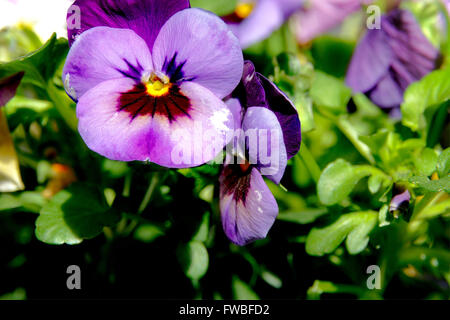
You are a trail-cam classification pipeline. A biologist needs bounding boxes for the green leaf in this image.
[0,34,68,88]
[409,176,450,193]
[317,159,376,205]
[133,224,165,243]
[278,208,328,224]
[232,276,260,300]
[437,148,450,178]
[177,241,209,281]
[190,0,237,15]
[401,68,450,133]
[307,280,364,300]
[35,183,120,245]
[414,148,438,176]
[310,71,352,114]
[306,211,378,256]
[260,269,282,289]
[311,36,355,78]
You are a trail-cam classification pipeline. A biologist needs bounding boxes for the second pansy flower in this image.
[63,0,243,167]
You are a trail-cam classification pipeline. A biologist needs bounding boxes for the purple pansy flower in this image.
[294,0,371,44]
[222,0,304,49]
[63,0,243,167]
[219,61,301,245]
[346,9,440,112]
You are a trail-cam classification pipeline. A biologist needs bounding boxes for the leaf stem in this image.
[298,141,321,184]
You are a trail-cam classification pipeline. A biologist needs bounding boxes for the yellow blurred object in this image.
[235,2,255,19]
[42,163,77,199]
[0,109,24,192]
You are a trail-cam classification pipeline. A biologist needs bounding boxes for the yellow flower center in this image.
[235,2,254,19]
[145,73,171,97]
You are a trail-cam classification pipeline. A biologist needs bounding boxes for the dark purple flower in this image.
[346,9,440,111]
[0,72,24,107]
[223,0,304,49]
[219,61,301,246]
[63,0,243,167]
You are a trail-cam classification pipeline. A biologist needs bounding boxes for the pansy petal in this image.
[295,0,366,44]
[258,74,301,159]
[389,190,411,212]
[243,107,287,184]
[152,8,243,99]
[220,167,278,246]
[346,29,393,93]
[240,60,267,108]
[230,0,284,49]
[77,78,233,167]
[67,0,190,48]
[369,71,403,109]
[0,72,24,107]
[62,27,153,101]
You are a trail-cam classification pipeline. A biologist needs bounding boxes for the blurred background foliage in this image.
[0,0,449,300]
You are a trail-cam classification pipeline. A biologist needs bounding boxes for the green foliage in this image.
[35,184,121,244]
[306,211,378,256]
[401,68,450,135]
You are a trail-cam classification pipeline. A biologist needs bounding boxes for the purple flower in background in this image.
[223,0,304,49]
[63,0,243,167]
[346,9,440,113]
[219,61,301,245]
[294,0,371,44]
[389,189,411,213]
[0,72,24,107]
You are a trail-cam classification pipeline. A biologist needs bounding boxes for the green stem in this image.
[336,117,375,164]
[47,82,78,131]
[298,142,321,184]
[137,172,161,214]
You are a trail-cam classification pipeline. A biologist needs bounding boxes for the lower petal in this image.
[220,167,278,246]
[76,79,233,167]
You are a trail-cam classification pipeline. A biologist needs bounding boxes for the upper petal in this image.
[242,107,287,184]
[258,74,301,159]
[152,8,243,99]
[67,0,190,48]
[220,166,278,246]
[76,78,234,167]
[62,27,153,101]
[345,28,393,93]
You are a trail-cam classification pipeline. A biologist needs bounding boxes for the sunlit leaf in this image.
[306,211,378,256]
[35,183,120,245]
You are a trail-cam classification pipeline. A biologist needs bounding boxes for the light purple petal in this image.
[369,71,403,109]
[389,190,411,212]
[67,0,190,48]
[258,74,301,159]
[76,79,234,167]
[225,97,244,131]
[229,0,284,49]
[345,29,393,93]
[242,107,287,184]
[152,8,243,99]
[62,27,153,101]
[295,0,367,43]
[220,166,278,246]
[0,72,24,107]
